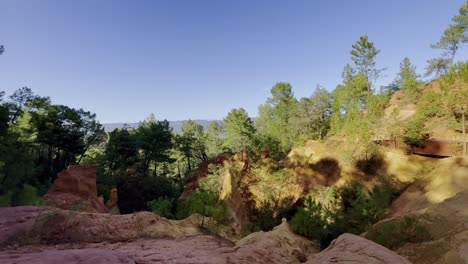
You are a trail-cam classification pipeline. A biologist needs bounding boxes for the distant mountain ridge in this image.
[102,120,223,133]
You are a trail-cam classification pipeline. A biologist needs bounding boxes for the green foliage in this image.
[395,57,422,101]
[432,25,466,63]
[241,221,261,237]
[116,172,179,214]
[176,189,229,229]
[291,177,396,248]
[289,86,332,141]
[148,197,175,219]
[425,57,451,77]
[366,216,432,250]
[290,187,344,248]
[403,90,442,147]
[0,191,13,207]
[350,35,383,101]
[137,114,174,175]
[205,122,225,158]
[105,128,139,175]
[223,108,256,153]
[256,82,298,154]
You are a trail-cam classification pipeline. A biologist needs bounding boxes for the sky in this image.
[0,0,467,123]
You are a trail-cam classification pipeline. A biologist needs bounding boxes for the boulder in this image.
[306,233,411,264]
[230,218,319,263]
[44,165,109,213]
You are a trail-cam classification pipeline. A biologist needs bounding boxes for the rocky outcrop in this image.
[306,233,411,264]
[0,213,318,264]
[44,165,109,213]
[0,206,204,246]
[231,218,319,263]
[0,248,135,264]
[181,153,232,198]
[106,188,119,212]
[395,191,468,264]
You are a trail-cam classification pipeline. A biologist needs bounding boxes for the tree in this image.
[442,62,468,156]
[256,82,298,152]
[105,128,139,176]
[205,122,224,158]
[137,114,173,175]
[223,108,255,153]
[452,1,468,28]
[395,57,421,99]
[350,35,383,103]
[425,57,451,78]
[176,120,207,173]
[8,87,35,124]
[290,86,332,140]
[431,24,467,64]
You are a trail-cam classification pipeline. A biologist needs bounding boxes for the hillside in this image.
[103,120,223,133]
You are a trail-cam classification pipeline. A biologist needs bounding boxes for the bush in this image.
[290,178,397,248]
[290,187,344,248]
[366,216,431,250]
[175,189,229,230]
[148,198,175,219]
[10,184,45,206]
[240,222,261,237]
[116,172,179,214]
[0,191,13,207]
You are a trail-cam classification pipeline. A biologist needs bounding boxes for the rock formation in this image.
[44,165,109,213]
[306,233,411,264]
[106,188,119,212]
[0,206,204,245]
[0,248,135,264]
[395,191,468,264]
[0,208,320,264]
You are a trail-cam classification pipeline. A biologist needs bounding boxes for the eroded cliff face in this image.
[44,165,110,213]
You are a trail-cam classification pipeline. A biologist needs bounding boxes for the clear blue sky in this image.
[1,0,467,123]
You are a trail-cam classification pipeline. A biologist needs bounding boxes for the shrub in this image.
[366,216,431,250]
[240,222,261,237]
[148,198,175,219]
[175,189,229,229]
[290,187,344,248]
[0,191,13,207]
[290,178,397,248]
[10,184,45,206]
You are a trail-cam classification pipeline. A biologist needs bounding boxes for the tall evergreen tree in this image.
[223,108,255,153]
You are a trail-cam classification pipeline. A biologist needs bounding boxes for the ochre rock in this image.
[0,211,319,264]
[0,206,204,245]
[0,248,135,264]
[44,165,109,213]
[395,191,468,264]
[231,218,320,263]
[307,233,411,264]
[106,188,119,212]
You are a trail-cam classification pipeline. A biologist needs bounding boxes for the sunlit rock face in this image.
[306,233,411,264]
[395,191,468,264]
[0,211,318,264]
[44,165,109,213]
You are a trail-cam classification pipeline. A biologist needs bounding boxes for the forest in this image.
[1,1,467,250]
